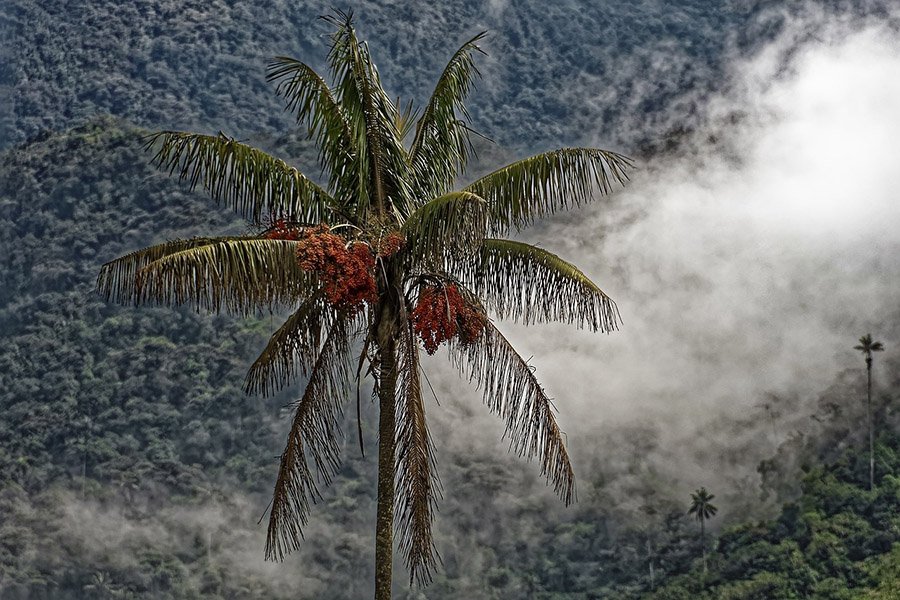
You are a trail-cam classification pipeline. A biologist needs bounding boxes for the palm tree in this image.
[97,11,630,599]
[854,333,884,490]
[687,487,717,573]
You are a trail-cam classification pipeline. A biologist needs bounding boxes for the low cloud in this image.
[425,8,900,517]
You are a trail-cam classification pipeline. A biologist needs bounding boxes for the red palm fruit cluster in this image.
[263,218,301,240]
[411,284,487,354]
[376,231,405,258]
[296,225,378,309]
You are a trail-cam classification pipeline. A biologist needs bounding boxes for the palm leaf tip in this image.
[459,239,620,333]
[465,147,633,233]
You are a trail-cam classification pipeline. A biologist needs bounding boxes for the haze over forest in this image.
[1,0,899,598]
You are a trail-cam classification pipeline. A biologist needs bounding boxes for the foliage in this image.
[646,429,900,599]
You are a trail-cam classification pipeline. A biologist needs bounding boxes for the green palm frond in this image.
[449,321,575,505]
[401,191,488,270]
[125,238,318,314]
[324,10,412,221]
[266,311,360,560]
[244,293,334,397]
[464,147,632,232]
[395,320,440,586]
[146,131,339,225]
[98,236,246,305]
[409,32,486,200]
[266,57,358,211]
[457,239,619,332]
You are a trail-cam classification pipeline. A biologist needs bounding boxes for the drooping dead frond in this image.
[455,239,620,332]
[448,320,575,505]
[145,131,339,225]
[409,32,486,200]
[266,311,361,560]
[266,57,357,212]
[244,293,334,397]
[401,191,488,271]
[464,147,632,233]
[98,236,246,305]
[124,238,318,315]
[395,319,441,585]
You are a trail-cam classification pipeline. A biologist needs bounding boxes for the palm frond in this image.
[456,239,619,332]
[124,238,318,315]
[266,57,358,212]
[401,191,488,271]
[266,311,360,560]
[145,131,339,225]
[324,11,412,221]
[395,320,441,585]
[464,147,632,232]
[448,320,575,505]
[244,293,334,397]
[409,32,486,200]
[98,236,245,305]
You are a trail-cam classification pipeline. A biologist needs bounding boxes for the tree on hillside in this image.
[854,333,884,490]
[687,487,717,573]
[97,11,631,599]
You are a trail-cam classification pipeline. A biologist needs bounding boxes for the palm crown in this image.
[97,11,631,592]
[855,333,884,366]
[688,487,718,523]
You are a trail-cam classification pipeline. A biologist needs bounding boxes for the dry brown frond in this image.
[395,320,441,585]
[265,311,362,560]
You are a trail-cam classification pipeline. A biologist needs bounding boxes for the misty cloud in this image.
[420,7,900,521]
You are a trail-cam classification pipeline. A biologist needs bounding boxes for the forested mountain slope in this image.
[2,1,899,597]
[1,119,897,598]
[2,0,891,152]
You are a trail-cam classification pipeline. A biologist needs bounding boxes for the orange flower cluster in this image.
[263,219,301,240]
[376,231,405,258]
[296,225,377,309]
[411,284,487,354]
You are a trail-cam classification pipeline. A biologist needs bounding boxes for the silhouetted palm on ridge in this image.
[854,333,884,490]
[688,486,717,572]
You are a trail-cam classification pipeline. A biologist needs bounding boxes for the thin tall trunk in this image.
[867,357,874,490]
[374,335,397,600]
[700,518,707,574]
[647,539,655,590]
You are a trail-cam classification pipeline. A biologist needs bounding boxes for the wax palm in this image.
[854,333,884,490]
[688,487,717,572]
[97,12,630,598]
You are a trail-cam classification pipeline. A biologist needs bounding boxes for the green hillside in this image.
[0,122,897,598]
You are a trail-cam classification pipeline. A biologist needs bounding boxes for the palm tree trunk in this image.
[375,335,397,600]
[700,518,707,574]
[867,358,874,490]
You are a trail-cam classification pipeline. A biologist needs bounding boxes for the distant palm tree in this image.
[854,333,884,490]
[687,487,717,573]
